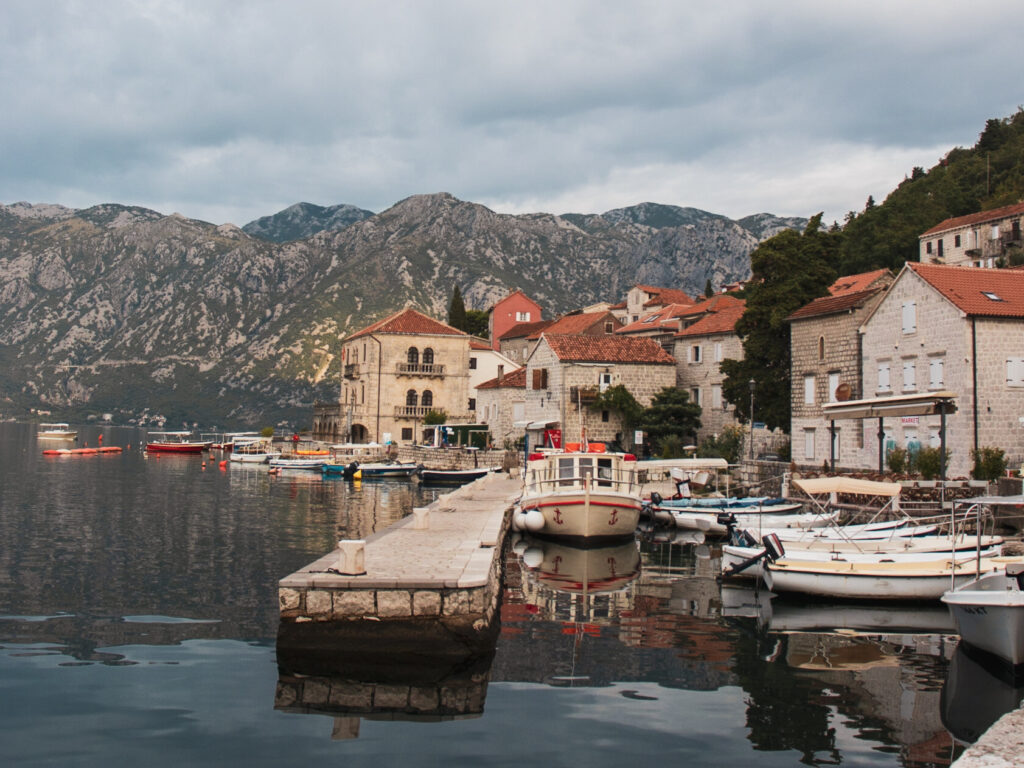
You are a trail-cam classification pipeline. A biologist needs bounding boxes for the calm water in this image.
[0,421,1013,766]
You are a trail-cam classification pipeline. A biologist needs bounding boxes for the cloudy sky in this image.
[2,1,1021,226]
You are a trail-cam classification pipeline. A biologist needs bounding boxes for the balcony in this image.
[343,363,360,379]
[396,362,446,377]
[394,405,434,419]
[570,386,599,404]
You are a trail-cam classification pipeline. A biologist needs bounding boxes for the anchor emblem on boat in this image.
[608,509,619,525]
[553,508,564,524]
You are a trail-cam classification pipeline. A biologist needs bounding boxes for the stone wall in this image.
[393,445,519,470]
[674,331,743,441]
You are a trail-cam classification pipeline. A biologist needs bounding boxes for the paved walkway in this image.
[280,473,522,591]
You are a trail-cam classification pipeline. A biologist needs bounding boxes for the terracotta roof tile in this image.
[476,366,527,389]
[829,269,891,296]
[469,338,492,350]
[525,311,620,340]
[347,308,466,341]
[498,319,553,340]
[675,300,746,337]
[921,201,1024,237]
[608,300,627,310]
[643,288,695,307]
[908,263,1024,318]
[543,334,675,364]
[616,303,695,334]
[787,288,884,321]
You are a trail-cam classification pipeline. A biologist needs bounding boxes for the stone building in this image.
[338,308,472,444]
[787,269,893,467]
[521,334,677,450]
[672,298,747,442]
[468,339,516,417]
[919,201,1024,268]
[475,366,526,447]
[487,290,543,350]
[623,284,694,323]
[498,310,620,366]
[857,263,1024,477]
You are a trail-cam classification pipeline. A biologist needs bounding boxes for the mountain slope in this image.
[242,202,374,242]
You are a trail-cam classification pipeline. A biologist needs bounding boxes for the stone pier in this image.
[278,472,521,659]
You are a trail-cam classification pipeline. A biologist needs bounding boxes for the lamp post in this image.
[748,379,756,460]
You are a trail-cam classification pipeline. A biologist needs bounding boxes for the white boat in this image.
[513,446,643,544]
[764,554,1024,601]
[268,455,328,471]
[37,422,77,440]
[669,509,837,535]
[354,461,422,478]
[145,431,211,453]
[228,437,281,464]
[942,563,1024,667]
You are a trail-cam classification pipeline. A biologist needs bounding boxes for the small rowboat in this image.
[420,467,500,484]
[42,446,123,456]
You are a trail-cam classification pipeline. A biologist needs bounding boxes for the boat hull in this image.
[146,442,208,453]
[420,467,498,484]
[521,489,641,544]
[943,571,1024,667]
[670,509,834,535]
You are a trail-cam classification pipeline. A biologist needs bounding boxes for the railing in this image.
[343,364,360,378]
[396,362,445,377]
[524,467,637,495]
[394,405,433,418]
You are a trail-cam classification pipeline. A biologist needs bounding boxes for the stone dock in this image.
[952,706,1024,767]
[278,472,522,660]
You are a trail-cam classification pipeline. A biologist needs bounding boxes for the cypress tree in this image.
[448,285,467,330]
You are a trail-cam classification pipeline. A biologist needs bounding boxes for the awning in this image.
[640,458,729,471]
[821,391,957,420]
[794,476,901,498]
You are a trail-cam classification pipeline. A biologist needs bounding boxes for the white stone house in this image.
[475,366,526,447]
[858,262,1024,477]
[919,201,1024,268]
[468,339,516,418]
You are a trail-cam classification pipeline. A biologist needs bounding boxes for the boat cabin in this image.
[525,448,638,494]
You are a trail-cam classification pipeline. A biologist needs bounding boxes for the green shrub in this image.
[697,425,744,464]
[917,446,951,480]
[423,410,447,426]
[659,434,686,459]
[972,447,1007,481]
[886,446,906,474]
[260,426,275,437]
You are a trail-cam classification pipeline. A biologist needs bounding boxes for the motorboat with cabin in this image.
[37,422,77,440]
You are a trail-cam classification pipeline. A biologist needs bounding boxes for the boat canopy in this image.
[794,476,901,498]
[641,458,729,471]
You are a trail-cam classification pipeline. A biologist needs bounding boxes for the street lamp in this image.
[748,379,756,460]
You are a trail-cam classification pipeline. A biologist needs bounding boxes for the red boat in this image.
[145,431,211,453]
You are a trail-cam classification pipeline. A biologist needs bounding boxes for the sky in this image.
[2,1,1022,227]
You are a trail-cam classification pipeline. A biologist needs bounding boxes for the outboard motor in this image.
[720,530,786,579]
[717,512,738,542]
[650,491,663,506]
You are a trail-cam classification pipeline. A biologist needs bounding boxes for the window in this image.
[901,302,916,334]
[512,402,525,421]
[1007,358,1024,387]
[407,347,419,365]
[422,390,433,407]
[468,398,476,411]
[690,387,701,406]
[982,291,1003,302]
[818,336,825,361]
[992,225,1000,240]
[954,234,961,247]
[803,429,815,460]
[803,374,815,405]
[712,385,722,410]
[690,344,702,363]
[469,357,477,369]
[937,239,944,258]
[401,428,413,441]
[902,360,916,391]
[515,311,531,322]
[877,361,891,392]
[714,342,722,362]
[828,372,840,403]
[406,390,418,407]
[422,348,434,365]
[532,368,548,389]
[926,241,933,254]
[599,372,612,392]
[601,410,610,422]
[605,321,614,333]
[929,357,944,389]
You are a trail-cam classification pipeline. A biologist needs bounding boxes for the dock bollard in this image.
[335,540,366,575]
[412,507,430,529]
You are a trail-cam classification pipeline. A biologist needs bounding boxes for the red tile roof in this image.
[829,269,891,296]
[787,288,884,321]
[616,302,695,334]
[643,287,695,307]
[476,366,527,389]
[347,308,466,341]
[498,319,553,340]
[908,262,1024,318]
[542,334,675,364]
[469,338,492,350]
[675,300,746,337]
[608,299,627,310]
[921,201,1024,237]
[525,311,620,340]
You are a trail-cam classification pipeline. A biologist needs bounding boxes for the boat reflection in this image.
[941,642,1024,745]
[515,535,641,596]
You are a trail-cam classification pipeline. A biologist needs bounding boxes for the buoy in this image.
[352,469,362,480]
[512,511,528,531]
[511,537,529,555]
[523,509,545,532]
[522,547,544,569]
[219,460,227,469]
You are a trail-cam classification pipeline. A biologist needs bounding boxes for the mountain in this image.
[0,194,801,427]
[242,202,374,242]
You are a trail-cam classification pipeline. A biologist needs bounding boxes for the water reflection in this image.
[941,642,1024,745]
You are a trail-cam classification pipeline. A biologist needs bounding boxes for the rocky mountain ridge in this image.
[0,194,805,427]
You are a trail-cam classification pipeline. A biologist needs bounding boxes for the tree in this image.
[464,308,489,338]
[720,214,839,432]
[704,278,714,298]
[448,285,467,331]
[637,387,702,453]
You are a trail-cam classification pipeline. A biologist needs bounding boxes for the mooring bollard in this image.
[412,507,430,529]
[336,539,366,575]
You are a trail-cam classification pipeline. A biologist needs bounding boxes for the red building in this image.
[488,290,543,350]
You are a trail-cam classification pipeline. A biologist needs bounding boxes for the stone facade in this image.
[790,292,887,468]
[858,265,1024,477]
[475,368,526,447]
[673,330,744,442]
[919,201,1024,268]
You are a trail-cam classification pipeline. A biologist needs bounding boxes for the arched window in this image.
[407,347,419,365]
[818,336,825,361]
[422,347,434,365]
[406,390,418,407]
[422,390,434,407]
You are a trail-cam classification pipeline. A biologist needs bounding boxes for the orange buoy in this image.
[219,460,227,469]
